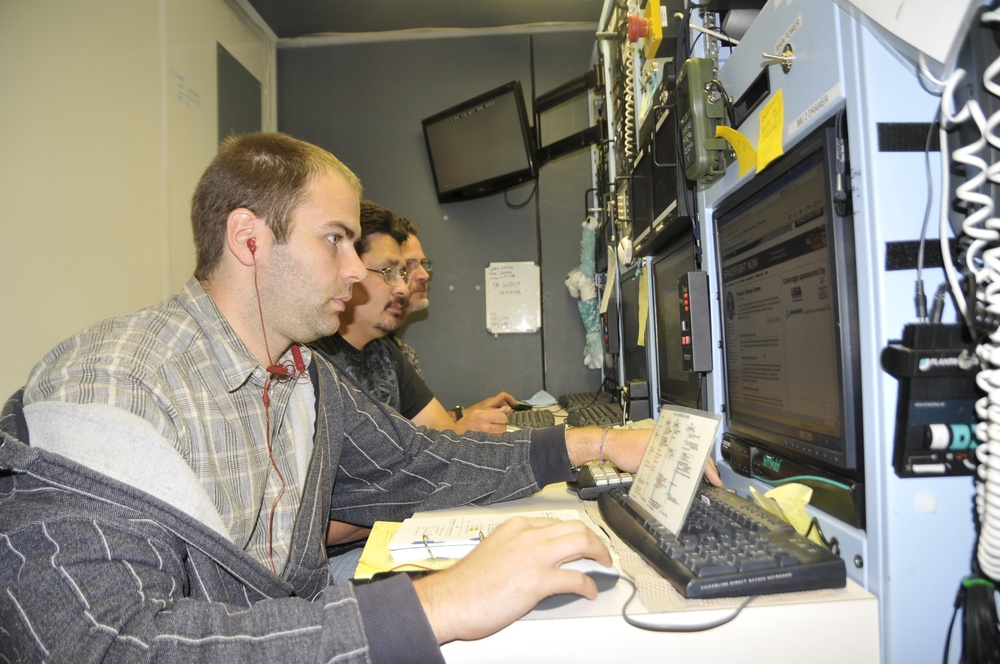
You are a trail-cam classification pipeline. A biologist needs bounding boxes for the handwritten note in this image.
[485,262,541,334]
[757,88,785,172]
[628,405,722,535]
[638,265,649,347]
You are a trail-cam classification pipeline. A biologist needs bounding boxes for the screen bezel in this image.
[649,232,705,410]
[712,123,862,477]
[630,146,653,248]
[421,81,537,204]
[619,263,649,384]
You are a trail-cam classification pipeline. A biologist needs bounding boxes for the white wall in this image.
[0,0,274,401]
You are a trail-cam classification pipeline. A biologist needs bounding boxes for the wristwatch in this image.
[449,405,463,420]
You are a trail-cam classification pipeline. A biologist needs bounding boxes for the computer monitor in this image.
[649,105,680,222]
[422,81,537,203]
[619,264,649,384]
[713,122,862,477]
[650,233,704,409]
[634,104,688,257]
[630,146,653,250]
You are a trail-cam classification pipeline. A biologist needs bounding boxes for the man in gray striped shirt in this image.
[0,132,717,662]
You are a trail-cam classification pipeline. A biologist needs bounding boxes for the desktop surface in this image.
[401,484,880,663]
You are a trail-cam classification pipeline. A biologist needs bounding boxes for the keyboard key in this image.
[507,408,555,429]
[565,402,624,427]
[557,391,615,409]
[693,558,738,577]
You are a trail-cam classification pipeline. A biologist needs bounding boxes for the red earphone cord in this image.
[250,238,305,575]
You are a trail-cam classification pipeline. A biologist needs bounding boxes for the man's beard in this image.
[407,292,430,312]
[375,296,407,335]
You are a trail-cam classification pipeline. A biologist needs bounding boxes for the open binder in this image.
[387,509,584,563]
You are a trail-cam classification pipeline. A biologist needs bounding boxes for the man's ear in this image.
[227,209,258,266]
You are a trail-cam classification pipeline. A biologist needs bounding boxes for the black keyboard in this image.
[566,402,624,427]
[507,408,556,429]
[557,391,614,410]
[568,460,634,499]
[597,486,846,599]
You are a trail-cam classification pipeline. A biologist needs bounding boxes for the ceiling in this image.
[240,0,607,41]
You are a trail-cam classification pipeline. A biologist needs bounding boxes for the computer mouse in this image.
[511,401,533,411]
[533,559,620,611]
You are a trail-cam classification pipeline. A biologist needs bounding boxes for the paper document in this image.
[833,0,978,78]
[388,509,583,563]
[627,405,722,535]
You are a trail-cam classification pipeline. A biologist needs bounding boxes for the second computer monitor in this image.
[619,264,649,385]
[650,233,705,410]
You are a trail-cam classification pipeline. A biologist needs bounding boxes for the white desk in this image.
[430,483,880,664]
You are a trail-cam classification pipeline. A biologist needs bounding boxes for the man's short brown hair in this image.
[192,132,361,281]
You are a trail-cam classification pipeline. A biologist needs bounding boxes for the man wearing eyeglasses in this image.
[391,217,430,378]
[391,217,517,423]
[389,217,431,378]
[313,201,518,578]
[399,218,431,315]
[311,201,511,436]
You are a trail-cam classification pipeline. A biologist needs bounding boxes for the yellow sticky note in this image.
[716,125,757,178]
[757,88,785,172]
[749,483,824,546]
[638,268,648,347]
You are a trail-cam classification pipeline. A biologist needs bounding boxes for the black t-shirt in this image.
[311,334,434,419]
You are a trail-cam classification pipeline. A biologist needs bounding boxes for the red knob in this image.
[627,14,649,43]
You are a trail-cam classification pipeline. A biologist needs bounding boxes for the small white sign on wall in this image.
[485,261,541,335]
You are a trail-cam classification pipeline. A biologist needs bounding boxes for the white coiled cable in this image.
[623,57,636,166]
[947,9,1000,582]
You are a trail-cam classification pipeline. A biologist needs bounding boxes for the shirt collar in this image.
[176,277,313,393]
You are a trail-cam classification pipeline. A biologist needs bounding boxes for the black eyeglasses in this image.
[367,266,410,285]
[406,259,433,274]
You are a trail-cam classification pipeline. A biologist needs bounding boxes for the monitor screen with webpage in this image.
[713,123,862,477]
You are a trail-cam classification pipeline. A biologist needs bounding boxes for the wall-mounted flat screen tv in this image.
[422,81,537,203]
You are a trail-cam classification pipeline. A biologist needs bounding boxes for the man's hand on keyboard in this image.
[567,426,724,487]
[566,426,649,472]
[464,391,517,412]
[703,456,722,487]
[454,406,510,435]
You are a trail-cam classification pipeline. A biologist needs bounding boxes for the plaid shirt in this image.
[24,279,575,576]
[24,278,314,570]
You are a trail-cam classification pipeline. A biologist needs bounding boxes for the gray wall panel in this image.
[278,31,600,408]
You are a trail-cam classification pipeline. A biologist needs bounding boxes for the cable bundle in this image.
[948,577,1000,663]
[924,8,1000,661]
[922,6,1000,587]
[952,10,1000,587]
